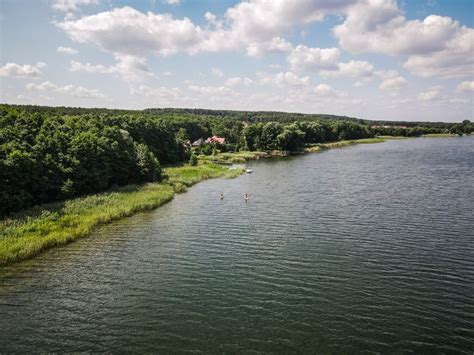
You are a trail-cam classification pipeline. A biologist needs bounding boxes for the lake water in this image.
[1,137,473,353]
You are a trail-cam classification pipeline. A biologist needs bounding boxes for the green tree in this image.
[134,143,162,182]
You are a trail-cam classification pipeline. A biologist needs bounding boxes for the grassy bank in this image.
[305,138,386,153]
[376,136,411,140]
[198,151,267,164]
[422,133,457,138]
[0,163,244,266]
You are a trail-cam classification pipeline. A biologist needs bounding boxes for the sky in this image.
[0,0,473,122]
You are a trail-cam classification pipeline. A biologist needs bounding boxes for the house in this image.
[192,138,204,147]
[205,136,226,144]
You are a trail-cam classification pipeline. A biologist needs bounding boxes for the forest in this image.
[1,104,472,215]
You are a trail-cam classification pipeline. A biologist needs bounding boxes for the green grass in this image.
[422,133,457,138]
[0,163,244,266]
[198,151,266,164]
[305,138,386,152]
[377,135,412,140]
[164,163,245,191]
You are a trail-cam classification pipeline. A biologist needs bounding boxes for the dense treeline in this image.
[371,121,473,137]
[242,121,372,151]
[1,107,165,214]
[1,104,472,215]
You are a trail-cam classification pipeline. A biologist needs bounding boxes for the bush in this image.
[189,153,198,166]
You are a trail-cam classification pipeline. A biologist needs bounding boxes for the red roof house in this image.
[205,136,226,144]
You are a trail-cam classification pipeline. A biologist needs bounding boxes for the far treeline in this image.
[1,104,472,215]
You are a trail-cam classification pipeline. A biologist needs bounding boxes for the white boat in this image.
[246,168,253,173]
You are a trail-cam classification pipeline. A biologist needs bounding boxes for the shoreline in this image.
[0,134,465,267]
[0,164,244,267]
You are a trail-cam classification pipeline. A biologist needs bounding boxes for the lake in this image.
[0,137,473,353]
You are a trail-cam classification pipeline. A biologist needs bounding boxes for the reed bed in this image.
[0,163,244,266]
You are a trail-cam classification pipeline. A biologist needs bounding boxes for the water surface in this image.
[1,137,473,353]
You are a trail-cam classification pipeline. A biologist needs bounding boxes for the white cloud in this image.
[26,81,58,91]
[353,78,371,87]
[163,0,180,4]
[447,98,469,104]
[211,67,224,78]
[336,60,374,77]
[54,0,473,80]
[314,84,344,97]
[57,46,78,55]
[70,55,154,82]
[26,80,105,99]
[258,71,310,87]
[225,0,356,43]
[377,70,408,90]
[403,40,474,78]
[333,0,474,78]
[56,2,355,59]
[225,77,253,87]
[58,6,207,57]
[456,81,474,93]
[70,60,108,73]
[188,84,235,96]
[287,46,376,80]
[246,37,293,57]
[288,45,340,72]
[418,85,443,101]
[131,85,181,100]
[205,12,216,23]
[321,60,375,78]
[0,62,45,78]
[51,0,99,12]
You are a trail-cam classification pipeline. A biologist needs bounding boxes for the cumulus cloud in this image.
[314,84,345,97]
[55,1,355,59]
[377,70,408,90]
[288,45,340,72]
[54,0,473,81]
[258,71,310,87]
[333,0,474,78]
[403,40,474,78]
[188,84,236,96]
[456,81,474,93]
[58,7,207,57]
[205,12,216,23]
[225,0,356,43]
[225,77,253,87]
[51,0,99,12]
[321,60,375,78]
[246,37,293,57]
[418,85,443,101]
[26,80,105,99]
[0,62,45,78]
[70,55,154,82]
[131,83,245,108]
[211,67,224,78]
[57,46,78,55]
[130,85,181,100]
[288,47,377,85]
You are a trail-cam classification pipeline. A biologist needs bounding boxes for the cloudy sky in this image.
[1,0,473,121]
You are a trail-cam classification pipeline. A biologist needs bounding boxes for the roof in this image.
[192,138,203,146]
[205,136,226,144]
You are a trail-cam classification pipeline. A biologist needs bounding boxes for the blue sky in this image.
[0,0,473,122]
